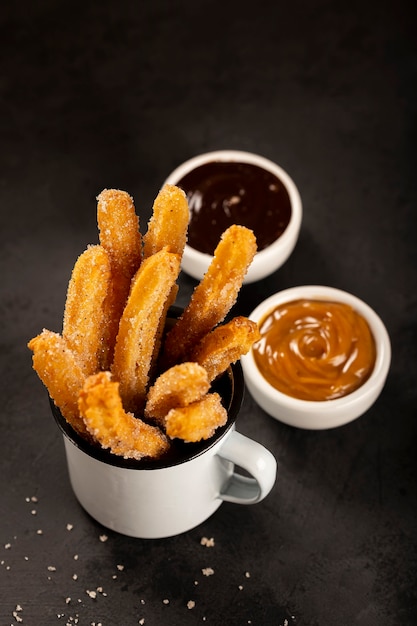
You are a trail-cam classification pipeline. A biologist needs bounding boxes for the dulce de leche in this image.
[252,299,376,401]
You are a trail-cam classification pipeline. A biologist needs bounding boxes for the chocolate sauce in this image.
[176,161,292,254]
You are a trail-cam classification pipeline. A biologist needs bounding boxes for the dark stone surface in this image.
[1,0,416,624]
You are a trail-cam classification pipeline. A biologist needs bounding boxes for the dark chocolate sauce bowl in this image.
[164,150,302,283]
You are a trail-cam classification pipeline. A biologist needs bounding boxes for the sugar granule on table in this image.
[200,536,215,547]
[202,567,214,576]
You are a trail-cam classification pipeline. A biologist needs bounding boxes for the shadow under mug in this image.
[51,360,277,539]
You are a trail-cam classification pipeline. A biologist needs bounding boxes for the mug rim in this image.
[51,359,244,471]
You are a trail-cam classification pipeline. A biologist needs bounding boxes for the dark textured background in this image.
[1,1,416,624]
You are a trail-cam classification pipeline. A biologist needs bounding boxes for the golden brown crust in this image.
[162,225,257,368]
[111,248,181,414]
[191,316,260,382]
[62,245,112,376]
[145,362,210,424]
[78,372,170,460]
[143,184,189,259]
[97,188,142,278]
[97,189,142,369]
[28,329,88,436]
[165,393,228,443]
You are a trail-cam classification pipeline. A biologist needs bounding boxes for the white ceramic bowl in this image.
[163,150,302,284]
[241,285,391,430]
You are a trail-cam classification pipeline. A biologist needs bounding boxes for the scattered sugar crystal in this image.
[202,567,214,576]
[117,564,124,571]
[31,509,37,515]
[47,565,57,571]
[162,599,169,605]
[86,590,97,599]
[37,529,43,535]
[200,537,215,547]
[245,571,251,578]
[99,534,108,542]
[67,524,74,531]
[5,543,11,549]
[187,600,195,609]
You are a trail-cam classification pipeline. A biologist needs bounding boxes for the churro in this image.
[62,245,112,376]
[97,189,142,369]
[191,316,260,382]
[28,329,88,436]
[111,247,181,414]
[145,362,210,423]
[78,372,169,460]
[162,225,257,368]
[143,184,189,259]
[165,393,228,443]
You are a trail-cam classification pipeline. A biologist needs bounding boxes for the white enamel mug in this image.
[51,362,277,539]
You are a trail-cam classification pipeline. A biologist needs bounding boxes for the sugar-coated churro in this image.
[191,316,260,382]
[162,225,257,368]
[28,329,89,436]
[62,245,112,376]
[97,189,142,369]
[78,372,170,460]
[145,362,210,424]
[111,247,181,414]
[143,184,189,259]
[165,393,228,443]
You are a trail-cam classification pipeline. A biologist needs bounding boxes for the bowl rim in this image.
[241,285,391,415]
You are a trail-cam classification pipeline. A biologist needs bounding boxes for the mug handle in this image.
[217,430,277,504]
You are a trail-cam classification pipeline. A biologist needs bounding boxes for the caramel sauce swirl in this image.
[253,299,376,401]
